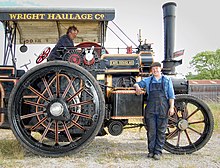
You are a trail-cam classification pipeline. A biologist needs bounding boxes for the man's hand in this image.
[134,84,142,95]
[169,107,175,116]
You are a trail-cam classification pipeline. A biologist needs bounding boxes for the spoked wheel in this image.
[8,61,105,157]
[164,94,214,154]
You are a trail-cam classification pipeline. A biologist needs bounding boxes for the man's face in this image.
[151,66,162,77]
[69,30,78,40]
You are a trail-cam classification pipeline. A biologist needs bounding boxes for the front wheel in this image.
[164,94,214,154]
[8,61,105,157]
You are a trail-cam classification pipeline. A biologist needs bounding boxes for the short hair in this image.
[66,25,79,34]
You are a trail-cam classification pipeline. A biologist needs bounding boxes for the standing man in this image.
[134,62,175,160]
[48,25,79,61]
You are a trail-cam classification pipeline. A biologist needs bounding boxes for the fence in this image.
[188,80,220,102]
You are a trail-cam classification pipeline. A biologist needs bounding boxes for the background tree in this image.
[186,49,220,79]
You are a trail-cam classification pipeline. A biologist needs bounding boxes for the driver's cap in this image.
[150,62,161,68]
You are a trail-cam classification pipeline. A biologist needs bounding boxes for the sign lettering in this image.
[110,60,135,66]
[8,13,105,20]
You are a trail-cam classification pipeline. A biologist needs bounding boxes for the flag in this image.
[173,49,184,58]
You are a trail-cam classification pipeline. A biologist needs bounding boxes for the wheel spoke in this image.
[69,100,93,108]
[166,128,178,139]
[56,72,60,98]
[23,100,46,108]
[39,121,52,143]
[189,120,205,125]
[186,108,200,119]
[42,77,53,98]
[63,122,73,142]
[84,88,94,98]
[20,111,45,120]
[184,130,192,145]
[173,107,178,116]
[40,75,56,97]
[67,87,85,102]
[166,127,172,134]
[182,103,188,119]
[28,86,49,102]
[71,120,86,131]
[168,116,178,123]
[167,123,175,128]
[187,126,202,135]
[70,111,92,119]
[80,79,83,87]
[55,120,59,144]
[62,77,75,98]
[30,116,47,131]
[176,130,181,147]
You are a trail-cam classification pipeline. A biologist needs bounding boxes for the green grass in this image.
[0,139,24,160]
[208,102,220,132]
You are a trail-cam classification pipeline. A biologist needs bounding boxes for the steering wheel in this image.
[75,42,108,56]
[36,47,51,64]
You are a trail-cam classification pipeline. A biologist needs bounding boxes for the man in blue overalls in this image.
[134,62,175,160]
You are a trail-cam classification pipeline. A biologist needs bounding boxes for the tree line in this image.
[186,49,220,80]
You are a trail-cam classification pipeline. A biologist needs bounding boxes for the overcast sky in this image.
[0,0,219,75]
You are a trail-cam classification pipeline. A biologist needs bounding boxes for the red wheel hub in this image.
[68,54,81,65]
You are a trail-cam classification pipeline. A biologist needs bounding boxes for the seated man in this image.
[47,25,79,61]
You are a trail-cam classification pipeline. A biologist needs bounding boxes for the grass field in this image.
[208,102,220,132]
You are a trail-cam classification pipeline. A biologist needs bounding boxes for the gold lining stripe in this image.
[0,79,17,82]
[23,95,39,99]
[0,75,10,78]
[111,116,144,119]
[111,90,145,94]
[101,54,139,59]
[105,69,139,73]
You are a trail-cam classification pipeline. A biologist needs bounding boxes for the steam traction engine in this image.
[0,2,214,157]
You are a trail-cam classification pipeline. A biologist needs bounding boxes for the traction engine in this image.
[0,2,214,157]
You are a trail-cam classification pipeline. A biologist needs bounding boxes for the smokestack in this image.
[162,2,182,75]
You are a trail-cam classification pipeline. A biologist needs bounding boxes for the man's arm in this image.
[167,77,175,116]
[133,83,142,95]
[169,99,175,116]
[169,99,174,108]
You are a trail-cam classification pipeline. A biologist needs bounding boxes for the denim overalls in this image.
[145,76,169,155]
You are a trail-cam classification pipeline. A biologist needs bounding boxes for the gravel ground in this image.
[0,128,219,168]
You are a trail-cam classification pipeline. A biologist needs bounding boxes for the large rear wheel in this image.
[164,94,214,154]
[8,61,105,157]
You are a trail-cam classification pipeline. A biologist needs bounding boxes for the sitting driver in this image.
[47,25,79,61]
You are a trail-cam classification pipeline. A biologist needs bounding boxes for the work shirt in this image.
[48,34,74,61]
[136,75,175,100]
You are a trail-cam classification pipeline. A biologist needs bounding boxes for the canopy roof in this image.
[0,6,115,44]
